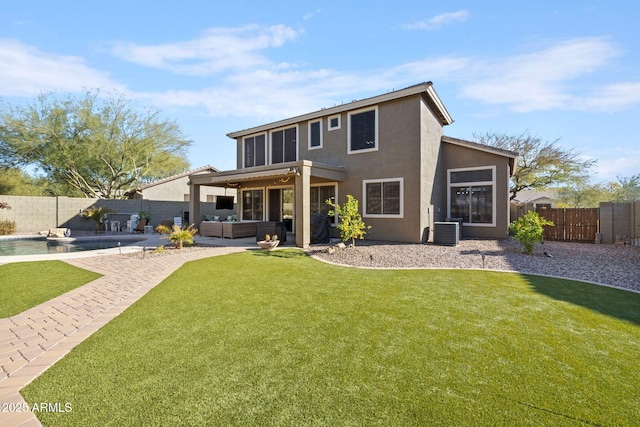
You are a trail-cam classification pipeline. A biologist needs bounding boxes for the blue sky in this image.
[1,1,639,183]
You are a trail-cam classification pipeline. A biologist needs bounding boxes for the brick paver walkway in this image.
[0,247,246,426]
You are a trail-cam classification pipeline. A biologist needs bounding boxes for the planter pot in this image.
[258,240,280,250]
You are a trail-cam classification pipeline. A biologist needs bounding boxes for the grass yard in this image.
[0,261,102,318]
[21,250,640,426]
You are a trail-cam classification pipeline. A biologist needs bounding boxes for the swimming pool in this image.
[0,236,141,256]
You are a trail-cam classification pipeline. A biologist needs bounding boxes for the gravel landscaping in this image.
[309,238,640,292]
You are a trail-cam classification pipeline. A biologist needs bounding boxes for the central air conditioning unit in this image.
[433,221,459,246]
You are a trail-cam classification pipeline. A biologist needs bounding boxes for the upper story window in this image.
[328,114,341,131]
[243,134,266,168]
[348,106,378,154]
[308,120,323,150]
[271,126,297,164]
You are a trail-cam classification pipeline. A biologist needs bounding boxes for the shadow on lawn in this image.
[250,249,309,259]
[522,274,640,326]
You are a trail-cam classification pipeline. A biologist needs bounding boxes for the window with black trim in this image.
[243,134,266,167]
[363,178,403,217]
[309,120,322,149]
[348,107,378,153]
[242,189,263,220]
[271,126,297,164]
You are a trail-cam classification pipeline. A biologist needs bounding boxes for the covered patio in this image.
[189,160,345,248]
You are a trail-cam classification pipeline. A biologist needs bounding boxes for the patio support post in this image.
[189,183,201,228]
[295,162,311,248]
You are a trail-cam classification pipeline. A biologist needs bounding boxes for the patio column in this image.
[295,163,311,248]
[189,183,201,228]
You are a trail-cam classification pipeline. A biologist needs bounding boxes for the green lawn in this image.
[0,261,102,318]
[21,250,640,426]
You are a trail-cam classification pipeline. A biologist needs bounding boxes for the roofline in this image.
[442,135,519,176]
[136,165,219,190]
[442,135,518,158]
[227,82,454,139]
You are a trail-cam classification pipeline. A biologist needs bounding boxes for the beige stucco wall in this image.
[231,95,445,243]
[227,92,512,243]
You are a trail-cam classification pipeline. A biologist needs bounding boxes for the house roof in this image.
[226,82,454,139]
[441,135,519,176]
[135,165,219,191]
[511,189,558,204]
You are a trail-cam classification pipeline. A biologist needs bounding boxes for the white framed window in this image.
[308,119,323,150]
[348,106,378,154]
[363,177,403,218]
[328,114,341,131]
[270,125,298,164]
[243,133,266,168]
[447,166,496,227]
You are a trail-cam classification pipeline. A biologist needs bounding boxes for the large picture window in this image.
[363,178,403,218]
[448,166,496,226]
[242,189,263,221]
[348,106,378,154]
[271,126,297,164]
[243,134,266,168]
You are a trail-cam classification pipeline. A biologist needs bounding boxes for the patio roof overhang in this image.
[188,160,346,187]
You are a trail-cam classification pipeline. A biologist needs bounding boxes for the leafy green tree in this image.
[557,174,640,207]
[474,131,595,201]
[326,194,371,246]
[0,91,191,198]
[607,174,640,202]
[0,168,47,196]
[508,211,554,255]
[557,181,608,208]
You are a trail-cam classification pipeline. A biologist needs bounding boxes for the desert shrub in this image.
[508,211,554,255]
[0,220,17,235]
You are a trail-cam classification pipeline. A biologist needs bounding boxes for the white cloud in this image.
[110,24,301,76]
[139,55,470,122]
[402,10,470,31]
[579,82,640,112]
[592,151,640,182]
[456,37,627,112]
[0,39,125,97]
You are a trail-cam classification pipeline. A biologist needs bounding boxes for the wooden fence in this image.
[536,208,599,242]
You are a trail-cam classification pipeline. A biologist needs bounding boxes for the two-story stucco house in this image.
[189,82,517,247]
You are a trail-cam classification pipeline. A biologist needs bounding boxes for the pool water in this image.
[0,237,129,256]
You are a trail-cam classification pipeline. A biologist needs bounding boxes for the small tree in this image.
[326,194,370,246]
[508,211,554,255]
[155,223,197,249]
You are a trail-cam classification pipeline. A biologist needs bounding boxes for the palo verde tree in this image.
[474,131,595,201]
[0,90,192,198]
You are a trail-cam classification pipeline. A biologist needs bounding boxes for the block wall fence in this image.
[0,196,236,233]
